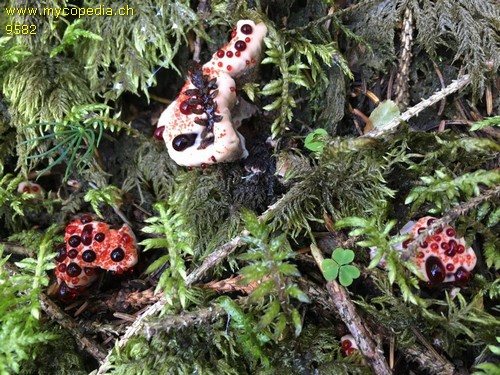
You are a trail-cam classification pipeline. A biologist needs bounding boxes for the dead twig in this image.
[39,293,107,362]
[310,244,392,375]
[365,74,472,138]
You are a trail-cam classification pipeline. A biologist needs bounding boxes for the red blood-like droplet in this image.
[57,263,67,272]
[55,244,67,262]
[235,40,247,51]
[31,185,40,192]
[417,227,426,234]
[341,340,352,350]
[81,224,93,246]
[420,241,428,248]
[445,240,457,257]
[445,228,456,237]
[81,215,93,224]
[23,186,31,193]
[68,235,81,248]
[425,256,446,284]
[402,238,413,249]
[457,245,465,254]
[110,248,125,262]
[441,242,450,251]
[58,283,77,302]
[153,126,165,141]
[216,49,225,58]
[455,267,471,283]
[427,218,436,226]
[84,267,95,276]
[67,249,78,259]
[179,101,192,115]
[66,263,82,277]
[226,65,232,71]
[94,232,105,242]
[82,249,96,263]
[346,348,356,356]
[235,51,241,57]
[226,51,233,58]
[446,263,454,271]
[241,24,253,34]
[201,163,207,170]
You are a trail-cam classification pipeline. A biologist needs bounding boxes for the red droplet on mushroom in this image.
[121,234,133,244]
[455,267,471,283]
[420,241,428,248]
[31,185,40,193]
[172,133,198,151]
[245,37,251,43]
[235,40,247,51]
[55,244,67,262]
[445,228,456,237]
[81,224,93,246]
[153,126,165,141]
[66,225,77,234]
[68,235,81,248]
[427,218,436,226]
[57,263,67,272]
[441,242,450,251]
[446,263,454,271]
[216,49,225,58]
[241,24,253,34]
[425,256,445,284]
[67,249,78,259]
[80,215,93,224]
[226,51,233,58]
[58,283,77,302]
[82,249,97,263]
[346,348,356,356]
[110,248,125,262]
[201,163,208,170]
[94,232,105,242]
[445,240,457,257]
[179,100,192,115]
[341,339,352,350]
[227,65,233,71]
[84,267,95,276]
[457,244,465,254]
[66,263,82,277]
[402,238,413,248]
[235,51,241,57]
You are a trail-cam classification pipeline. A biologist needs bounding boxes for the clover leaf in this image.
[321,248,361,287]
[304,128,328,152]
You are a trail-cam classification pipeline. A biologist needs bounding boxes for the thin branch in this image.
[39,293,107,362]
[365,74,472,138]
[310,244,392,375]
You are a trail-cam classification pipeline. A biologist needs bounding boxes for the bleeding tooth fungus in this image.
[370,217,477,285]
[54,215,138,300]
[155,20,267,167]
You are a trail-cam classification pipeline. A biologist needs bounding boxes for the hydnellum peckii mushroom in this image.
[54,215,138,298]
[340,334,359,356]
[155,20,267,167]
[371,217,477,285]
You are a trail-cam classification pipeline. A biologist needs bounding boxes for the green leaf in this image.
[321,258,339,281]
[369,100,400,129]
[339,265,361,287]
[332,248,355,265]
[304,128,328,152]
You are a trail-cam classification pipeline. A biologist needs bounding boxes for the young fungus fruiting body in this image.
[55,215,138,296]
[156,20,267,167]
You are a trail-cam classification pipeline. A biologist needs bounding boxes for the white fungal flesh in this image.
[157,20,267,167]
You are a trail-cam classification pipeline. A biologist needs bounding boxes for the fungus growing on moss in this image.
[54,215,138,296]
[370,216,477,285]
[340,334,359,356]
[156,20,267,167]
[17,181,43,196]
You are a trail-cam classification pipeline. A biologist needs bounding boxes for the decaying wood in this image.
[310,243,392,375]
[394,6,413,110]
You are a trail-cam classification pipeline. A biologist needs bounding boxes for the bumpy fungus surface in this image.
[156,20,267,167]
[371,216,477,285]
[55,216,138,293]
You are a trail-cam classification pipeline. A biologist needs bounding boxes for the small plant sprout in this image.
[304,128,328,152]
[321,248,361,287]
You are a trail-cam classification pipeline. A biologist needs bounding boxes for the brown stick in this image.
[39,293,107,362]
[310,244,392,375]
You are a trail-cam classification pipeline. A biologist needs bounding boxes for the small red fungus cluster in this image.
[155,20,267,167]
[340,335,358,356]
[17,181,43,196]
[371,216,477,285]
[54,215,138,296]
